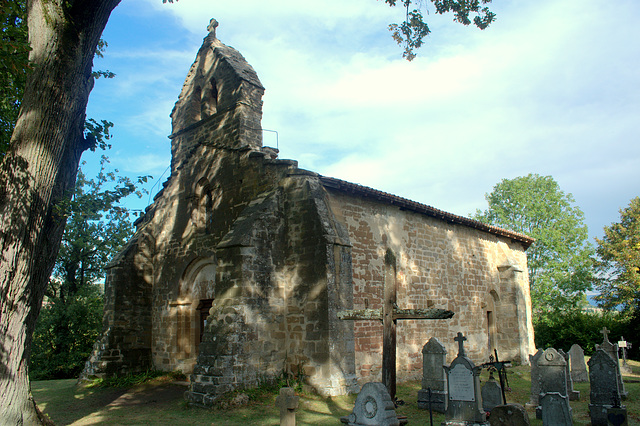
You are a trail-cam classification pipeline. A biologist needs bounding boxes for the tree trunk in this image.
[0,0,120,423]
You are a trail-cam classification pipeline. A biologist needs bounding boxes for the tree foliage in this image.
[30,158,147,380]
[474,174,594,319]
[384,0,496,60]
[51,156,148,303]
[0,0,29,156]
[595,196,640,312]
[533,309,633,357]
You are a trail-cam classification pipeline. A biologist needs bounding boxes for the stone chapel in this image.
[82,21,536,406]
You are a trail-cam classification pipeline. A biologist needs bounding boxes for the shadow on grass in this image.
[32,363,640,425]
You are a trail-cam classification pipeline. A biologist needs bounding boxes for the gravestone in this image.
[540,392,572,426]
[588,349,627,426]
[275,387,299,426]
[488,404,530,426]
[536,348,572,423]
[340,382,407,426]
[526,349,543,409]
[481,372,503,413]
[568,344,588,383]
[596,327,628,399]
[558,349,580,400]
[418,337,448,413]
[442,332,488,426]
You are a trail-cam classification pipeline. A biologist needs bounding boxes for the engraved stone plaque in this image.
[448,363,475,402]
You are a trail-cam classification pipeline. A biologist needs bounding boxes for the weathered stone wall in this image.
[324,189,535,386]
[186,173,358,406]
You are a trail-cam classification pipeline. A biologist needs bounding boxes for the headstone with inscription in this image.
[418,337,448,413]
[526,349,543,409]
[568,344,588,383]
[340,382,407,426]
[536,348,572,423]
[481,372,503,413]
[596,327,628,399]
[558,349,580,400]
[588,349,627,426]
[442,332,488,426]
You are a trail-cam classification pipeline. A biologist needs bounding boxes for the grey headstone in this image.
[596,328,628,399]
[418,337,448,413]
[558,349,580,400]
[488,404,531,426]
[340,382,400,426]
[588,349,625,426]
[482,373,503,413]
[443,332,488,425]
[540,392,572,426]
[536,348,572,422]
[568,344,588,383]
[275,387,299,426]
[526,349,543,408]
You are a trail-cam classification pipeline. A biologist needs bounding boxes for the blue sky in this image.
[84,0,640,243]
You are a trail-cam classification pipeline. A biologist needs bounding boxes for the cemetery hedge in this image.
[534,309,638,359]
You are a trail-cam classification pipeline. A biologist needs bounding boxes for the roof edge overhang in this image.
[320,176,535,250]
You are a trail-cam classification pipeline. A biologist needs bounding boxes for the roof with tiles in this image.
[320,176,534,249]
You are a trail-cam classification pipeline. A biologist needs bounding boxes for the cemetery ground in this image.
[33,360,640,425]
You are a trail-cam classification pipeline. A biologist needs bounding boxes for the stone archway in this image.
[173,258,216,372]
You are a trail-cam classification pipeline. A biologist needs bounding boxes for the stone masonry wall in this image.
[186,173,358,406]
[325,189,535,386]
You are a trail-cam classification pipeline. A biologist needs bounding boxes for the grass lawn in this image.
[32,360,639,425]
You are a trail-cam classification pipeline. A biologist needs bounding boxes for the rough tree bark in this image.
[0,0,120,423]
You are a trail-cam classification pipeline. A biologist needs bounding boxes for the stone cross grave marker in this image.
[275,387,299,426]
[442,332,488,426]
[417,337,448,413]
[568,343,588,383]
[338,248,454,400]
[618,336,632,374]
[588,349,627,426]
[596,327,628,399]
[536,348,572,423]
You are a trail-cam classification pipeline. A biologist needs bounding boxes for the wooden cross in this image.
[338,248,454,400]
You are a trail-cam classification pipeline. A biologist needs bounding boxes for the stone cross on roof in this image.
[454,332,467,357]
[207,18,219,38]
[601,327,611,343]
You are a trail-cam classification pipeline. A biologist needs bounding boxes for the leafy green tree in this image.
[595,197,640,312]
[0,0,29,156]
[385,0,496,60]
[30,157,147,380]
[474,174,595,319]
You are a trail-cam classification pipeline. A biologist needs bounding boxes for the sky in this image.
[84,0,640,244]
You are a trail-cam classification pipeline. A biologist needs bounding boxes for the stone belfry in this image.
[170,18,265,166]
